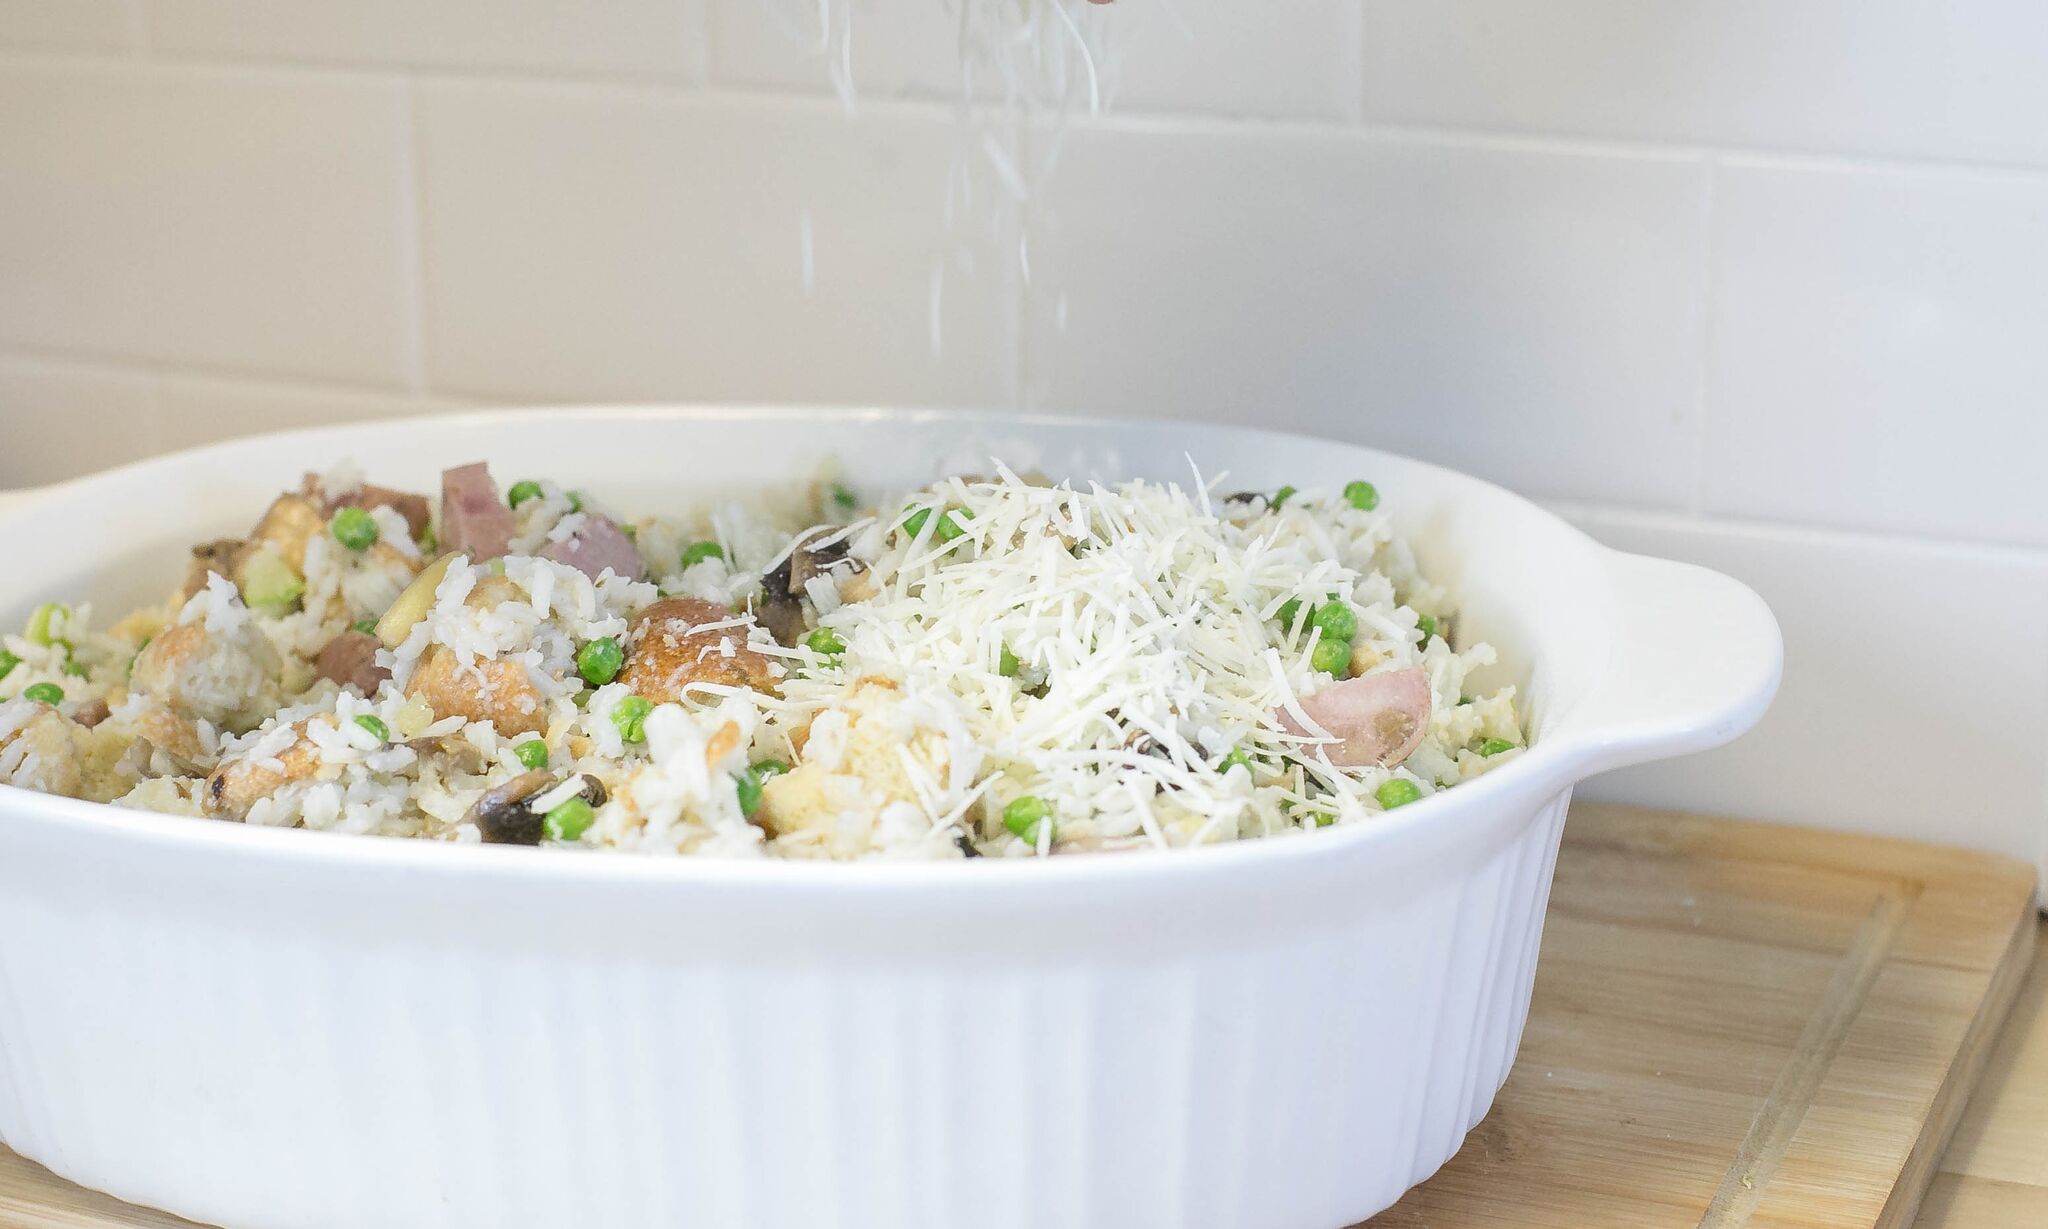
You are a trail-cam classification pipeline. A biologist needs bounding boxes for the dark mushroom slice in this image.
[572,773,608,808]
[71,698,111,729]
[755,529,857,646]
[184,538,247,600]
[465,770,556,845]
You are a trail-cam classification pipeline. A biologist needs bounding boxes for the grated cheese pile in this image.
[750,466,1524,856]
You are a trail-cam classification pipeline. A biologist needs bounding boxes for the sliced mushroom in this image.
[184,538,247,601]
[465,769,555,845]
[755,529,858,646]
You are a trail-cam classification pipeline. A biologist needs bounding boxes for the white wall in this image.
[0,2,2042,873]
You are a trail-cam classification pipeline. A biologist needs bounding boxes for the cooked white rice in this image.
[0,461,1526,860]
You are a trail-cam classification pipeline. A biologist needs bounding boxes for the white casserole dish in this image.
[0,408,1779,1229]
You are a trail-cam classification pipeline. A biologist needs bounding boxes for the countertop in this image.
[1915,917,2048,1226]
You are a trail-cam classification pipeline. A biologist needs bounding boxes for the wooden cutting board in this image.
[0,803,2036,1229]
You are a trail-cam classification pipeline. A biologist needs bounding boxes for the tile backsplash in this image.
[0,1,2040,875]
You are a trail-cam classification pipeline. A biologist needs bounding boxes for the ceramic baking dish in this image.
[0,408,1779,1229]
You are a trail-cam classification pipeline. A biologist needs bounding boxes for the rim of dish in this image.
[0,404,1607,885]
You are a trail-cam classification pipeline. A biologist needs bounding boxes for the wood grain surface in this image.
[0,803,2036,1229]
[1912,915,2048,1228]
[1367,803,2037,1229]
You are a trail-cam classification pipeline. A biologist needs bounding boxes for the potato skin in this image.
[620,597,778,703]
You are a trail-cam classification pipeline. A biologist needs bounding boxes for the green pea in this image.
[1415,613,1438,643]
[328,507,379,552]
[514,739,550,769]
[611,695,653,744]
[1343,480,1380,512]
[507,481,544,508]
[566,492,585,514]
[576,637,624,687]
[353,714,390,743]
[1270,485,1297,510]
[22,682,63,706]
[25,603,66,646]
[1217,748,1253,777]
[417,526,438,553]
[1276,598,1307,631]
[351,618,378,635]
[1376,778,1423,810]
[734,760,789,818]
[735,771,764,818]
[935,509,971,542]
[805,627,845,658]
[542,797,596,842]
[1479,738,1515,757]
[61,658,88,679]
[0,650,18,680]
[1311,602,1356,643]
[1312,809,1338,828]
[1003,795,1055,845]
[1310,637,1351,676]
[998,644,1021,677]
[900,506,932,538]
[680,541,724,568]
[831,484,858,513]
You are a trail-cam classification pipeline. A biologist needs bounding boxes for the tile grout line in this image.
[6,45,2048,186]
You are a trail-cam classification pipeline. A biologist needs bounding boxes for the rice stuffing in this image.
[0,461,1527,859]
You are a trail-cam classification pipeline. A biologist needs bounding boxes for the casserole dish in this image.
[0,407,1779,1229]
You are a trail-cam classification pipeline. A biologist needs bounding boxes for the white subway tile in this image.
[1362,1,2048,165]
[157,374,476,449]
[1109,0,1361,120]
[1023,126,1707,507]
[1569,509,2048,866]
[712,0,1361,120]
[150,0,704,79]
[0,61,411,384]
[416,83,1013,408]
[708,0,952,98]
[0,356,159,487]
[0,0,132,52]
[1703,161,2048,548]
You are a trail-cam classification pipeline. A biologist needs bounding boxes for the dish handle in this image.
[1548,549,1783,778]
